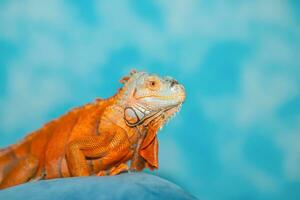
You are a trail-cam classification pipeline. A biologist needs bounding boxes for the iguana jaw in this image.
[127,102,182,128]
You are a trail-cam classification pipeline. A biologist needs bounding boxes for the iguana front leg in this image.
[97,163,129,176]
[130,127,147,171]
[66,130,131,177]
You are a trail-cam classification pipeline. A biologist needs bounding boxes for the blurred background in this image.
[0,0,300,199]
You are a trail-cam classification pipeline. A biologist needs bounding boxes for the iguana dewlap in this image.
[0,70,185,189]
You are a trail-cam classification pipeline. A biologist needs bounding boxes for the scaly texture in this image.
[0,70,186,189]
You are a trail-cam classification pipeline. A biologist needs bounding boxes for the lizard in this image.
[0,70,186,189]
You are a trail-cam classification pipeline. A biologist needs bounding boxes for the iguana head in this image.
[119,70,185,128]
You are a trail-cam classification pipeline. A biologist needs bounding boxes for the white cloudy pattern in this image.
[0,0,300,199]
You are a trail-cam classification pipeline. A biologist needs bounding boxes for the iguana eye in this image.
[147,77,160,90]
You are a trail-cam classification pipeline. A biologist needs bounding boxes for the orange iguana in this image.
[0,70,185,189]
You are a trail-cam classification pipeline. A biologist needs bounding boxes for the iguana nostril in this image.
[170,79,179,87]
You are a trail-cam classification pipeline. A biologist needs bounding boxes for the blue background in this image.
[0,1,299,199]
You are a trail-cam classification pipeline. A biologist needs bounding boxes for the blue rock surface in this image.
[0,172,197,200]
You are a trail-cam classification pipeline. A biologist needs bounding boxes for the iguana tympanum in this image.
[0,70,185,189]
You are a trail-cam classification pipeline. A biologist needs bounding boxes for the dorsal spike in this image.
[119,69,138,84]
[119,76,130,84]
[130,69,137,75]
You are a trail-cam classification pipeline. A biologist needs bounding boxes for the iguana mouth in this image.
[134,84,186,103]
[136,94,183,101]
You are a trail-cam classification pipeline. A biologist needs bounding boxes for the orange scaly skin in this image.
[0,70,185,189]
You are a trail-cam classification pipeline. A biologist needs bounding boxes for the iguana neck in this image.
[98,93,138,141]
